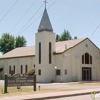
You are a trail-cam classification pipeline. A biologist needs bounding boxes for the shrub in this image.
[27,67,35,75]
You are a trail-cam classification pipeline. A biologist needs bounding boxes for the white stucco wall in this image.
[55,39,100,82]
[35,31,55,82]
[0,38,100,83]
[2,56,35,77]
[71,39,100,81]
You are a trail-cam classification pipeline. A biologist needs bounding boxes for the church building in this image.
[0,7,100,82]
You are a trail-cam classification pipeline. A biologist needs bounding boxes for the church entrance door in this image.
[82,67,92,81]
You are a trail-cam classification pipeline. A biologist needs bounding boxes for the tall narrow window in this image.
[25,65,28,73]
[13,65,15,74]
[21,65,23,74]
[49,42,52,64]
[82,55,84,64]
[85,53,89,64]
[39,42,41,64]
[90,55,92,64]
[9,66,11,74]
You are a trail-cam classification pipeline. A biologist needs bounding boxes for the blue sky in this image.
[0,0,100,49]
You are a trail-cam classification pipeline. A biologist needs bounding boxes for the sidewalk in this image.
[0,88,100,100]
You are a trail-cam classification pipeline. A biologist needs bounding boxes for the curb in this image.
[22,90,100,100]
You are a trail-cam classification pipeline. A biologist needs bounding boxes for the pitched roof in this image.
[55,38,86,53]
[0,46,35,59]
[0,38,87,59]
[38,8,53,32]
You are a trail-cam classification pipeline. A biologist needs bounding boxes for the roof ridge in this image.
[56,38,87,43]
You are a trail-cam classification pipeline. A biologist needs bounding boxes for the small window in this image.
[56,69,60,75]
[38,69,41,75]
[65,69,67,75]
[9,66,11,74]
[34,64,35,68]
[25,65,28,73]
[90,56,92,64]
[82,55,84,64]
[21,65,23,74]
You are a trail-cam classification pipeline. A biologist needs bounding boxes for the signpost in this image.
[4,73,36,93]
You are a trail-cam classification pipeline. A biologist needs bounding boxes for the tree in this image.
[0,33,27,54]
[56,29,72,42]
[56,34,60,42]
[15,36,26,48]
[74,36,77,39]
[60,30,72,41]
[0,33,15,54]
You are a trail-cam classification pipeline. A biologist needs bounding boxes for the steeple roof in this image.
[38,8,53,32]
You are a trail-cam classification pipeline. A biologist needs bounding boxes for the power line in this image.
[0,0,18,22]
[47,0,58,9]
[17,0,58,36]
[16,3,44,36]
[9,0,36,33]
[89,23,100,38]
[64,23,100,57]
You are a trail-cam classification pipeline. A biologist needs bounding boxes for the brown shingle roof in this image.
[0,38,86,59]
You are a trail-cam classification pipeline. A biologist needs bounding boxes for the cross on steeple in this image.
[44,0,48,9]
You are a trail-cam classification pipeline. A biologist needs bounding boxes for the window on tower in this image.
[39,42,41,64]
[49,42,52,64]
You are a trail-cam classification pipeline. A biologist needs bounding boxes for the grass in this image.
[0,86,78,98]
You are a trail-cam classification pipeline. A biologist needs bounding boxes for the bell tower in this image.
[35,1,55,82]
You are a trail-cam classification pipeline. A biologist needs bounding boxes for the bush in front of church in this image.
[27,67,35,76]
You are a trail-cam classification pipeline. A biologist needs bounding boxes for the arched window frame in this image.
[82,52,92,64]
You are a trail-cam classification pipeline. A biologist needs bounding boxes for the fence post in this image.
[34,74,36,91]
[4,73,7,93]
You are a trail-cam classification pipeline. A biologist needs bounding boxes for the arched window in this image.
[39,42,41,64]
[82,53,92,64]
[85,53,89,64]
[49,42,52,64]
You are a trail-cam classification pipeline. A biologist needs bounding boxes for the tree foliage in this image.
[0,33,27,54]
[15,36,26,48]
[0,33,15,54]
[56,29,72,42]
[74,36,77,39]
[56,34,60,42]
[27,67,35,76]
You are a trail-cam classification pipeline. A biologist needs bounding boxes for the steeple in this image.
[38,4,53,32]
